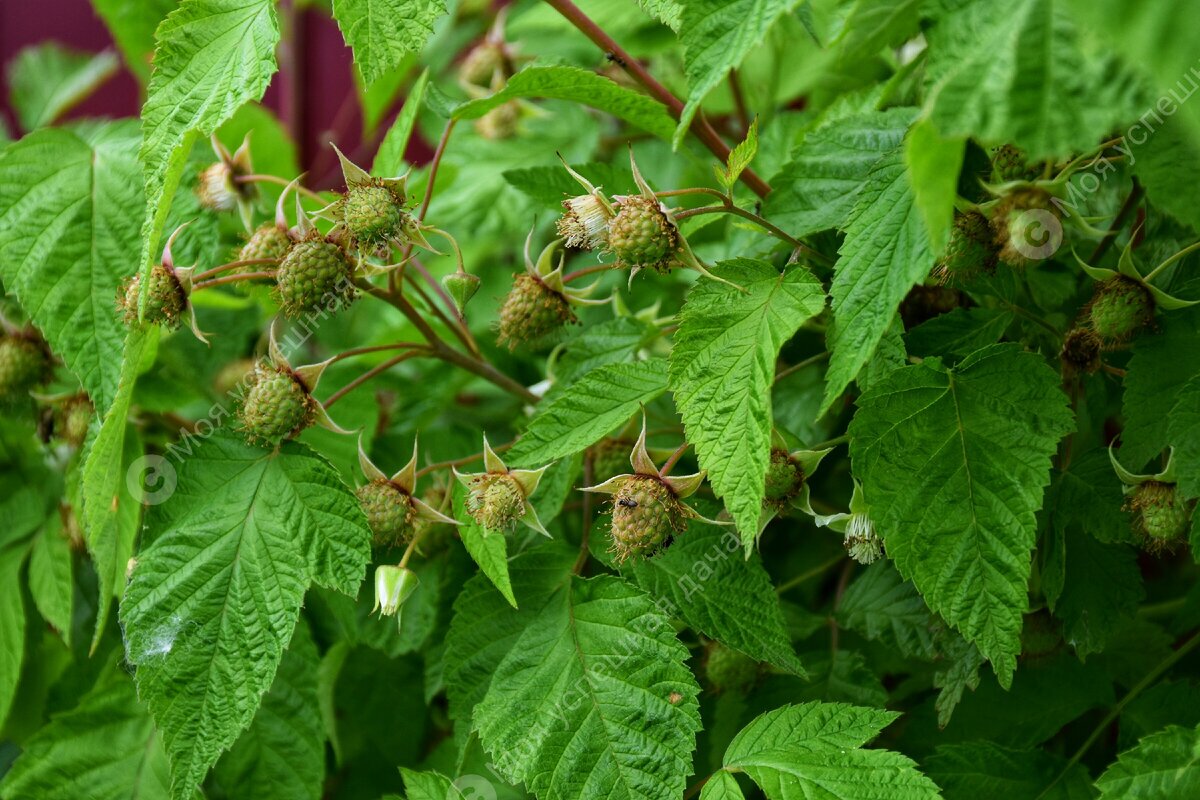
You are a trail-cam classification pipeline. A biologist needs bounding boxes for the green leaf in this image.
[550,317,656,389]
[636,0,683,31]
[1096,723,1200,799]
[331,0,445,85]
[823,142,934,413]
[0,662,175,800]
[717,118,759,191]
[82,327,154,652]
[0,540,26,729]
[91,0,176,81]
[28,513,73,645]
[212,620,324,800]
[452,482,518,608]
[1042,449,1130,547]
[904,117,965,256]
[923,0,1143,158]
[9,44,118,131]
[1066,0,1200,150]
[764,108,913,238]
[905,307,1016,360]
[934,632,985,728]
[836,561,937,660]
[701,770,747,800]
[675,0,803,148]
[137,0,279,294]
[1053,525,1142,657]
[401,769,468,800]
[454,65,676,141]
[0,122,142,410]
[443,542,576,731]
[1130,116,1200,234]
[718,702,941,800]
[848,344,1073,685]
[120,431,371,798]
[1122,306,1200,470]
[509,359,669,465]
[671,259,826,545]
[1168,374,1200,500]
[373,69,429,176]
[622,517,805,675]
[830,0,921,65]
[924,741,1094,800]
[473,574,701,800]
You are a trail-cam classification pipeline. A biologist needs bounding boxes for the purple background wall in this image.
[0,0,431,187]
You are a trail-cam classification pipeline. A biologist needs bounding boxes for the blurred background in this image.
[0,0,439,186]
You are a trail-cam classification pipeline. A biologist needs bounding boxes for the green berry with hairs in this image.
[763,449,804,510]
[343,183,405,248]
[239,367,313,443]
[704,643,759,694]
[1088,277,1154,342]
[609,475,686,562]
[357,480,417,548]
[275,238,356,317]
[608,196,676,271]
[119,265,187,328]
[0,336,51,404]
[497,274,574,349]
[466,473,526,532]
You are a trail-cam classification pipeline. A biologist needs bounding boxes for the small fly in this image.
[617,497,639,508]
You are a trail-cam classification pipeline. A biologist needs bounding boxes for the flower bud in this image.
[374,565,419,618]
[443,271,481,313]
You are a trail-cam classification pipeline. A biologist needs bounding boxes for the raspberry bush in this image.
[1,2,1200,799]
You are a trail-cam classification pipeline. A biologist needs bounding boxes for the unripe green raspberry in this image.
[899,284,962,329]
[474,102,521,140]
[465,473,526,532]
[357,479,417,548]
[239,224,291,263]
[459,41,506,86]
[0,336,51,404]
[590,438,632,481]
[56,394,92,447]
[118,265,187,328]
[991,188,1060,268]
[275,238,356,317]
[704,642,759,694]
[935,211,998,283]
[764,449,804,510]
[1088,277,1154,342]
[1130,481,1190,553]
[991,144,1039,183]
[342,182,406,248]
[608,196,677,271]
[239,367,314,443]
[1061,328,1102,374]
[609,475,686,563]
[496,273,575,349]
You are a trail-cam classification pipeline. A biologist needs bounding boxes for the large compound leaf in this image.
[454,65,676,141]
[0,661,174,800]
[472,574,702,800]
[120,431,371,798]
[332,0,445,85]
[670,260,826,545]
[823,142,932,413]
[836,561,937,660]
[619,516,803,674]
[1095,723,1200,799]
[675,0,803,147]
[848,344,1073,685]
[212,621,324,800]
[1122,306,1200,470]
[764,108,912,238]
[137,0,278,292]
[1168,374,1200,500]
[508,359,669,466]
[924,741,1094,800]
[716,703,941,799]
[0,122,142,411]
[923,0,1143,158]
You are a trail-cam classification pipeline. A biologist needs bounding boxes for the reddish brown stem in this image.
[193,271,275,291]
[191,259,278,283]
[541,0,772,199]
[324,350,426,408]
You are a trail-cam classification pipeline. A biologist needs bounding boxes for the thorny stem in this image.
[192,271,275,291]
[323,349,427,408]
[775,552,846,595]
[1144,238,1200,283]
[675,203,833,266]
[774,351,829,383]
[236,173,327,204]
[191,258,278,283]
[1037,628,1200,799]
[573,456,595,575]
[1088,179,1145,264]
[415,440,515,479]
[540,0,773,199]
[358,278,540,403]
[659,442,690,477]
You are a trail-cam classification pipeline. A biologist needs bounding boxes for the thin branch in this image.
[1088,178,1144,264]
[415,440,515,478]
[191,258,279,283]
[541,0,772,199]
[323,350,426,409]
[192,271,275,291]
